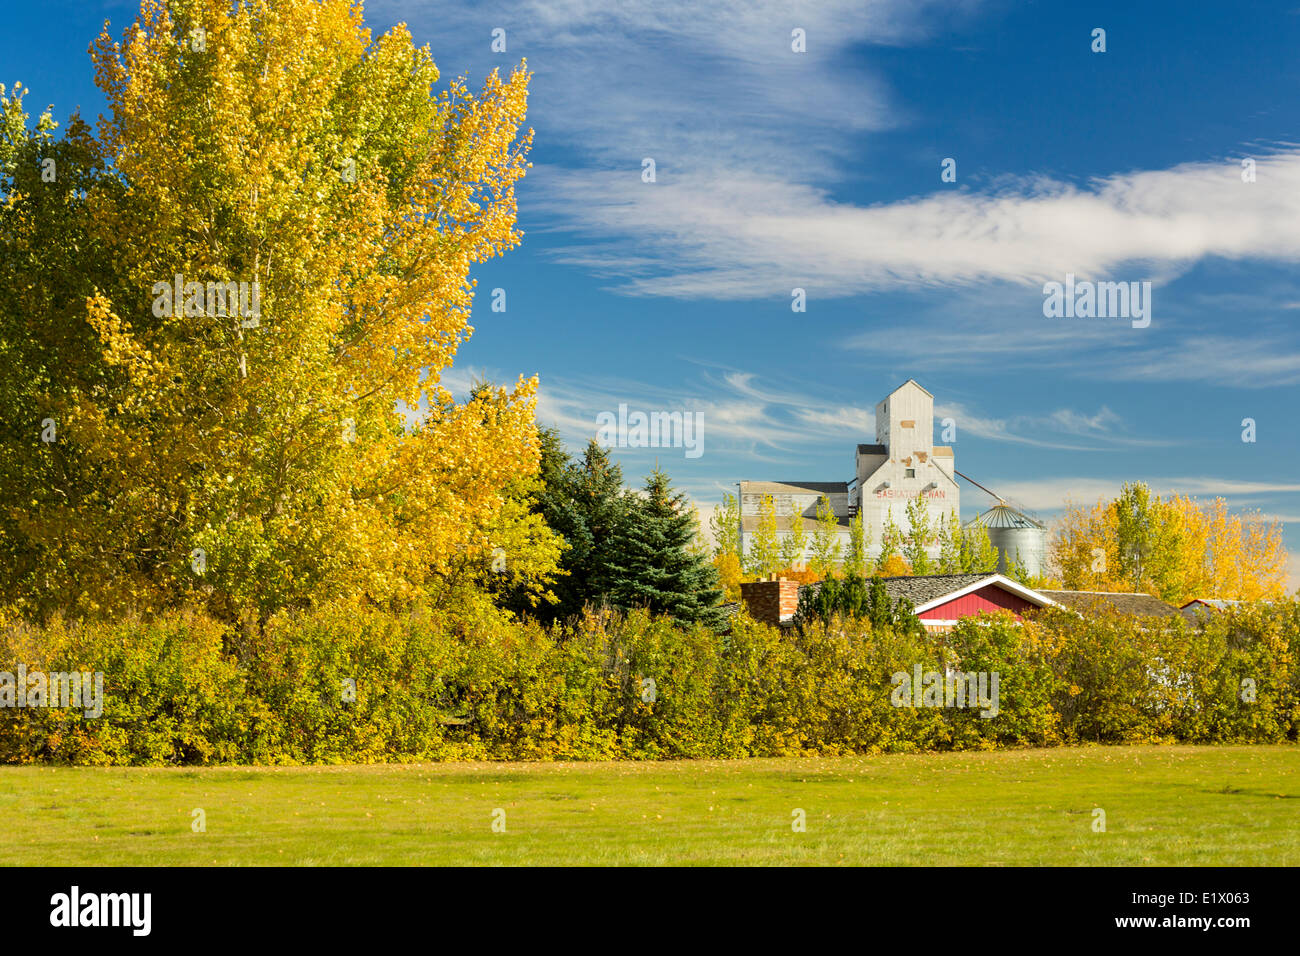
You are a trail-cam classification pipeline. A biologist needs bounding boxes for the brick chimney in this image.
[740,578,800,627]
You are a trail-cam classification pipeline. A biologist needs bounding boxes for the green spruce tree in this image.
[530,438,631,621]
[606,469,726,627]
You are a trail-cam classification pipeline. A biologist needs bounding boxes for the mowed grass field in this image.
[1,745,1296,865]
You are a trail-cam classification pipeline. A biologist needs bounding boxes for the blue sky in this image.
[8,1,1300,585]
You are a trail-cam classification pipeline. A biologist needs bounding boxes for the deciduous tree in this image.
[0,0,537,624]
[809,495,842,578]
[709,492,743,600]
[876,512,906,574]
[958,522,1000,574]
[937,511,963,573]
[780,498,808,570]
[903,496,935,574]
[844,510,867,578]
[1050,484,1287,602]
[748,494,781,578]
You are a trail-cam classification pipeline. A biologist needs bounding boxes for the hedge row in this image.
[1,597,1297,764]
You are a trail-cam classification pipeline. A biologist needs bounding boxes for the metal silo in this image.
[964,505,1046,577]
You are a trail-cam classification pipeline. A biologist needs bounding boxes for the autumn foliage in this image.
[4,595,1295,764]
[0,0,538,622]
[1050,483,1286,604]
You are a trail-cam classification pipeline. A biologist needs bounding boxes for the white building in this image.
[738,380,959,566]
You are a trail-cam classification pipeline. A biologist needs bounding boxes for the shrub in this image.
[0,611,254,764]
[2,596,1296,764]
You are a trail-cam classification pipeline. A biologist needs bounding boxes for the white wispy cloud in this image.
[978,476,1300,516]
[841,291,1300,388]
[534,150,1300,301]
[1095,333,1300,387]
[375,0,1300,309]
[379,0,976,174]
[933,402,1175,452]
[380,0,1300,391]
[437,363,1169,462]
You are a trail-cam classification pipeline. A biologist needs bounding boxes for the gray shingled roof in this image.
[799,573,1002,610]
[739,480,848,495]
[1181,598,1241,610]
[1037,590,1182,618]
[876,574,998,607]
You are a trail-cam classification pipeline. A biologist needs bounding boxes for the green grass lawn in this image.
[1,745,1296,865]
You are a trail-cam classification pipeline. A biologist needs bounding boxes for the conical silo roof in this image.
[964,504,1045,530]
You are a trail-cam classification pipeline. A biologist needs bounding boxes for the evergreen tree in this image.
[794,572,921,636]
[865,574,895,628]
[530,438,631,621]
[839,571,868,615]
[605,469,725,627]
[536,426,572,501]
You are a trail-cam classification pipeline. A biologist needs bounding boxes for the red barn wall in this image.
[920,584,1037,622]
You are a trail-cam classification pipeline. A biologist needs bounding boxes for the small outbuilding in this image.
[879,573,1059,633]
[1178,598,1244,624]
[1036,589,1182,620]
[741,573,1059,632]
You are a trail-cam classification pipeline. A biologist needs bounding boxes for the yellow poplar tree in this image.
[0,0,539,623]
[1050,488,1286,603]
[875,512,907,575]
[809,495,842,579]
[749,495,781,577]
[844,510,867,578]
[779,498,808,570]
[708,493,743,600]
